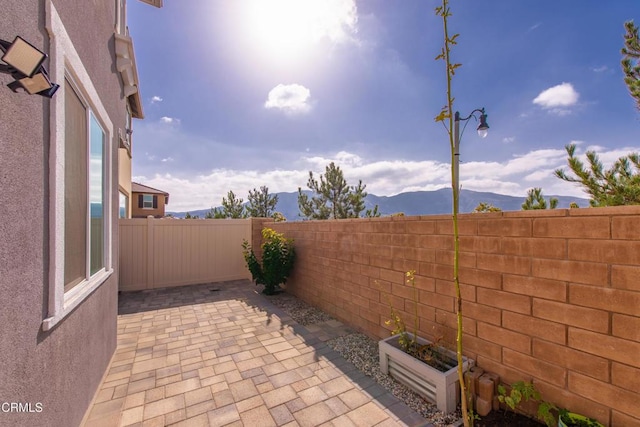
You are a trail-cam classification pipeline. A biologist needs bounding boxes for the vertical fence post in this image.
[146,215,155,289]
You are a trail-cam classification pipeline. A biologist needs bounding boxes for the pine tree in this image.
[521,188,558,210]
[554,143,640,206]
[204,207,226,219]
[297,162,378,219]
[208,190,247,218]
[622,20,640,111]
[246,186,278,218]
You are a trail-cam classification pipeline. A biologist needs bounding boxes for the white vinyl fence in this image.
[118,218,251,291]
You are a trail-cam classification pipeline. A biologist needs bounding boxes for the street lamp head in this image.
[477,109,489,138]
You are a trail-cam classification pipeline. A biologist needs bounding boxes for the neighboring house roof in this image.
[132,182,170,204]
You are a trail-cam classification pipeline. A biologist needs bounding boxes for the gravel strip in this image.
[266,292,334,325]
[266,292,463,427]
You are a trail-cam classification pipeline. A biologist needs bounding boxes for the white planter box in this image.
[379,333,474,413]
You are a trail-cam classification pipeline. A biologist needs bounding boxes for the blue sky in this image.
[129,0,640,212]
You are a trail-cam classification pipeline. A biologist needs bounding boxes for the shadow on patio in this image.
[83,280,433,427]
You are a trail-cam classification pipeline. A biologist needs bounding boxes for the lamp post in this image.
[453,108,489,212]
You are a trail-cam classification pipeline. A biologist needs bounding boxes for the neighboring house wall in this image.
[258,207,640,426]
[0,0,132,425]
[119,218,251,291]
[131,192,168,218]
[119,147,132,218]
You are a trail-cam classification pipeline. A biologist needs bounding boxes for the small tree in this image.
[435,1,472,424]
[622,20,640,111]
[205,207,225,219]
[365,205,381,218]
[521,188,558,210]
[298,162,379,219]
[473,202,502,213]
[247,186,279,218]
[554,143,640,206]
[242,228,295,295]
[209,190,247,218]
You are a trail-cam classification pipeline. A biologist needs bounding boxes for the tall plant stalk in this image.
[434,1,471,425]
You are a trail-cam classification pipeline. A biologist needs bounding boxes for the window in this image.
[63,79,107,292]
[119,191,129,218]
[138,194,158,210]
[44,2,114,330]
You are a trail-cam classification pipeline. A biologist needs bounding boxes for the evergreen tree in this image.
[297,162,379,219]
[208,190,247,218]
[205,207,226,219]
[622,20,640,111]
[554,143,640,206]
[521,188,558,210]
[246,186,278,218]
[365,205,381,218]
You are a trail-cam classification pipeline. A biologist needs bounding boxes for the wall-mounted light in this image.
[0,36,59,98]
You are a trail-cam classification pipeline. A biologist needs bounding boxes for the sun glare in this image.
[243,0,357,61]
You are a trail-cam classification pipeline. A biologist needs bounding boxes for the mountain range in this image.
[168,189,590,220]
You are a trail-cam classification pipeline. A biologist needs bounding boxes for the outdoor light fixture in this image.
[477,110,489,138]
[0,36,59,98]
[453,107,490,210]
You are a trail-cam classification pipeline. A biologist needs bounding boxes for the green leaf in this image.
[434,110,449,122]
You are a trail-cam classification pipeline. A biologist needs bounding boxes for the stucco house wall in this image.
[0,1,125,425]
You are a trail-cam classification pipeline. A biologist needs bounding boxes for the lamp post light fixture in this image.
[0,36,59,98]
[452,108,489,212]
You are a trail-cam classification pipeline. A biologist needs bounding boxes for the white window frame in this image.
[143,194,154,209]
[43,1,114,331]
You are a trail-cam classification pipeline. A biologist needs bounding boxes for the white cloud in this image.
[502,137,516,144]
[160,116,180,125]
[151,96,163,103]
[528,22,542,32]
[264,84,312,114]
[585,145,606,152]
[533,82,579,115]
[133,139,640,212]
[592,65,609,73]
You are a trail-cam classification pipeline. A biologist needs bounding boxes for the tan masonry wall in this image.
[252,206,640,426]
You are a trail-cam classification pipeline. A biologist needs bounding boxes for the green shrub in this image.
[498,381,557,427]
[242,228,295,295]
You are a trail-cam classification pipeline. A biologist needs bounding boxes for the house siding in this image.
[132,193,168,218]
[0,1,121,426]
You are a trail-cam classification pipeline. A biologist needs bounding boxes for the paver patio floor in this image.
[83,280,433,427]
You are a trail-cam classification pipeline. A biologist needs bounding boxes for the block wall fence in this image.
[250,206,640,427]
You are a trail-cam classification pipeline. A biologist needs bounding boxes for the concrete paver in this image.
[83,280,433,426]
